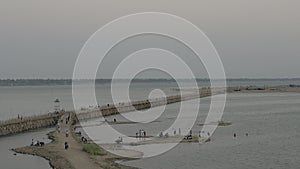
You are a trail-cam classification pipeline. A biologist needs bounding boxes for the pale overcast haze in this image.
[0,0,299,79]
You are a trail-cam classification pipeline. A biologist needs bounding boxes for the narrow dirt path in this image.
[13,113,103,169]
[52,113,102,169]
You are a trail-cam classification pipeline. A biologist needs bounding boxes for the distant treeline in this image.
[0,79,72,86]
[0,78,299,87]
[0,79,177,86]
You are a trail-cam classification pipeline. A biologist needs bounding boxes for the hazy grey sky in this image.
[0,0,299,79]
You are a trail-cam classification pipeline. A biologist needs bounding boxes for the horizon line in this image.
[1,78,300,80]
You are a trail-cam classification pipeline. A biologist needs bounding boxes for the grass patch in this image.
[82,143,107,156]
[103,165,111,169]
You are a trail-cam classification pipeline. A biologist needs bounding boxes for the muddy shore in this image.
[13,114,136,169]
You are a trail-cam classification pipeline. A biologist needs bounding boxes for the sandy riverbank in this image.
[13,114,137,169]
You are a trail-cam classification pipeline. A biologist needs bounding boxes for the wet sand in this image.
[13,114,136,169]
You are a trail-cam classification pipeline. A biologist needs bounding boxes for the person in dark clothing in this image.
[65,142,69,150]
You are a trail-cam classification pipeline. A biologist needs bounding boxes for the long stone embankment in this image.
[75,88,225,121]
[75,85,300,121]
[0,113,62,136]
[0,89,216,137]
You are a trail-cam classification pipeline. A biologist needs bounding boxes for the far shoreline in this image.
[0,78,299,87]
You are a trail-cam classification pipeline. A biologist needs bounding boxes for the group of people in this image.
[136,129,147,138]
[134,128,239,139]
[65,114,71,125]
[159,131,169,138]
[31,139,44,147]
[172,128,182,136]
[159,128,182,138]
[56,115,72,150]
